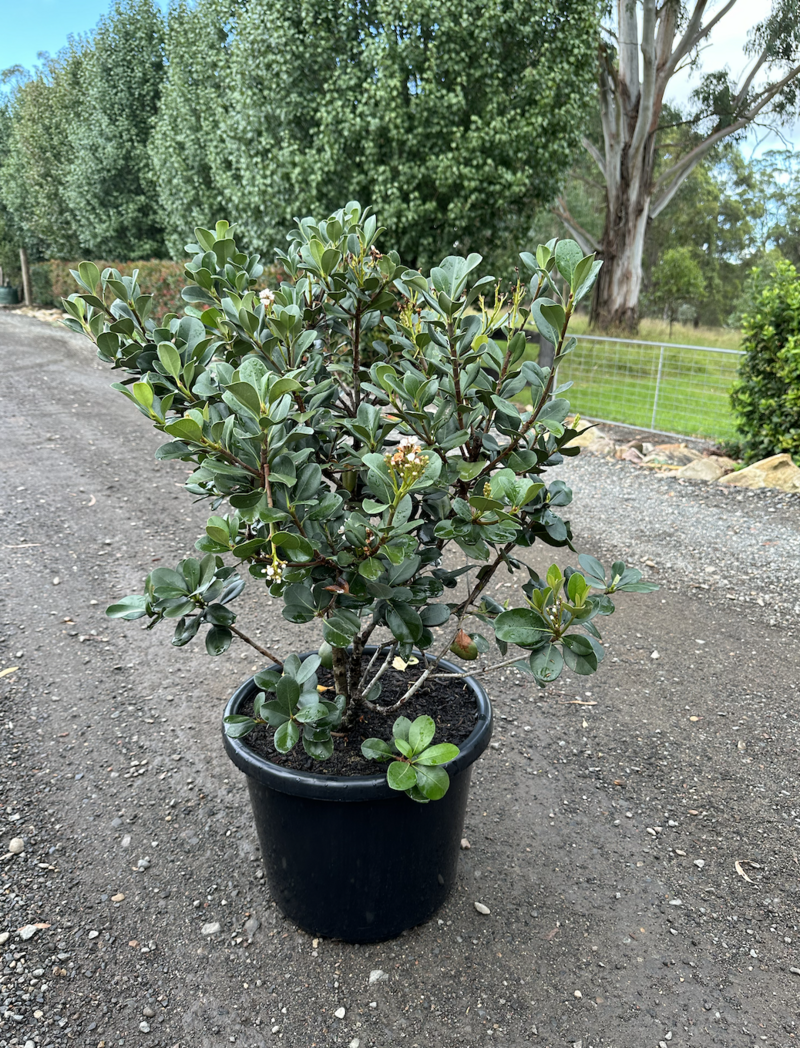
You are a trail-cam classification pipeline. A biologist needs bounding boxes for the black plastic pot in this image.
[222,650,492,942]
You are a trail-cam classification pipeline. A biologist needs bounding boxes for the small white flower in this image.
[259,288,275,306]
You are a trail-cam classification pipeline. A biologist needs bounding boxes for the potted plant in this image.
[64,203,656,942]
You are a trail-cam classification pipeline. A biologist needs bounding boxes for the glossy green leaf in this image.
[387,761,417,791]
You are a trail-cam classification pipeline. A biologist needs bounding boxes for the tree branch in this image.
[651,61,800,217]
[664,0,740,83]
[551,197,601,253]
[582,136,606,181]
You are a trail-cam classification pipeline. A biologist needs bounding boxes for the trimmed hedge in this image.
[31,259,188,315]
[30,257,284,318]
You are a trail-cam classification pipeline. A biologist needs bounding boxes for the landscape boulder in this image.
[718,453,800,492]
[676,456,738,482]
[642,443,703,468]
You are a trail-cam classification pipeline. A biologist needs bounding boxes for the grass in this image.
[515,318,745,440]
[567,314,743,351]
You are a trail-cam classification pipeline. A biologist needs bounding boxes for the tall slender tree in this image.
[65,0,166,258]
[0,52,84,259]
[554,0,800,330]
[152,0,243,259]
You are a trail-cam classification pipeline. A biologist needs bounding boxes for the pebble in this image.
[668,899,683,906]
[18,924,39,940]
[139,1021,151,1033]
[789,967,800,975]
[573,989,582,999]
[8,837,25,854]
[112,893,125,902]
[201,922,222,936]
[694,859,705,869]
[474,902,490,915]
[137,856,151,869]
[334,1006,346,1019]
[52,576,60,585]
[349,1040,361,1048]
[121,835,131,849]
[244,917,260,937]
[369,969,388,985]
[143,1005,155,1017]
[88,929,99,939]
[0,931,9,944]
[461,837,471,849]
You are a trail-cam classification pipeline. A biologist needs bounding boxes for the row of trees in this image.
[0,0,597,272]
[1,0,799,330]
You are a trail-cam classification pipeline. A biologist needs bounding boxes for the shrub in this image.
[731,259,800,463]
[32,257,283,317]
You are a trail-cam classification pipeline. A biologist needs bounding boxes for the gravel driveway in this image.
[1,311,799,1048]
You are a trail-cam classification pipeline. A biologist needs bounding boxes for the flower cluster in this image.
[259,287,275,308]
[385,436,430,487]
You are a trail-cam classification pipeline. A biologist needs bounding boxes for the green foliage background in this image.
[0,0,598,275]
[731,259,800,463]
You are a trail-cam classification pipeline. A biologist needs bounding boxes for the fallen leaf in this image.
[613,779,626,786]
[543,927,559,941]
[0,666,19,679]
[86,494,96,507]
[392,655,418,671]
[128,940,139,948]
[735,860,752,883]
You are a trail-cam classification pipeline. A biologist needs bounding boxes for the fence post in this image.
[19,248,32,306]
[650,345,665,430]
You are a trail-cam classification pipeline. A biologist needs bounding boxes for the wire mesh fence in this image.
[555,334,745,441]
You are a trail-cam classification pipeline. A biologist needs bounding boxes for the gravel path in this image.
[550,454,800,632]
[1,312,799,1048]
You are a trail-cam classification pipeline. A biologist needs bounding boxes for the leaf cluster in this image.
[361,716,460,803]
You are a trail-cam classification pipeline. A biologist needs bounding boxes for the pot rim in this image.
[222,647,493,800]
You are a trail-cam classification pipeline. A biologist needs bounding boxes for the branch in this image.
[630,0,659,162]
[551,197,601,253]
[664,0,740,83]
[230,624,283,668]
[651,61,800,217]
[581,136,607,181]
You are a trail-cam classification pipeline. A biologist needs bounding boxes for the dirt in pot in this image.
[239,658,480,775]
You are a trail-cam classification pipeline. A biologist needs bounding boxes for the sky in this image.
[0,0,167,75]
[0,0,796,153]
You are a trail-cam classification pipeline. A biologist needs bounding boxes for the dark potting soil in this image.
[240,658,479,776]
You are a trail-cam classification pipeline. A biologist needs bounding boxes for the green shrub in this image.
[731,259,800,463]
[31,257,283,316]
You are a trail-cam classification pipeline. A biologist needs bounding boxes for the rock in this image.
[201,922,221,936]
[334,1006,346,1019]
[474,901,491,915]
[0,932,9,944]
[121,835,131,849]
[589,436,617,456]
[694,859,705,869]
[143,1005,155,1017]
[718,453,800,492]
[111,893,125,903]
[8,837,24,854]
[88,930,99,939]
[139,1021,151,1033]
[676,457,732,481]
[349,1040,361,1048]
[18,924,39,940]
[137,856,151,870]
[244,917,259,937]
[369,969,388,985]
[643,443,702,467]
[573,989,582,999]
[460,838,471,850]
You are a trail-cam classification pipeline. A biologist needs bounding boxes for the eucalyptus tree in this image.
[554,0,800,331]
